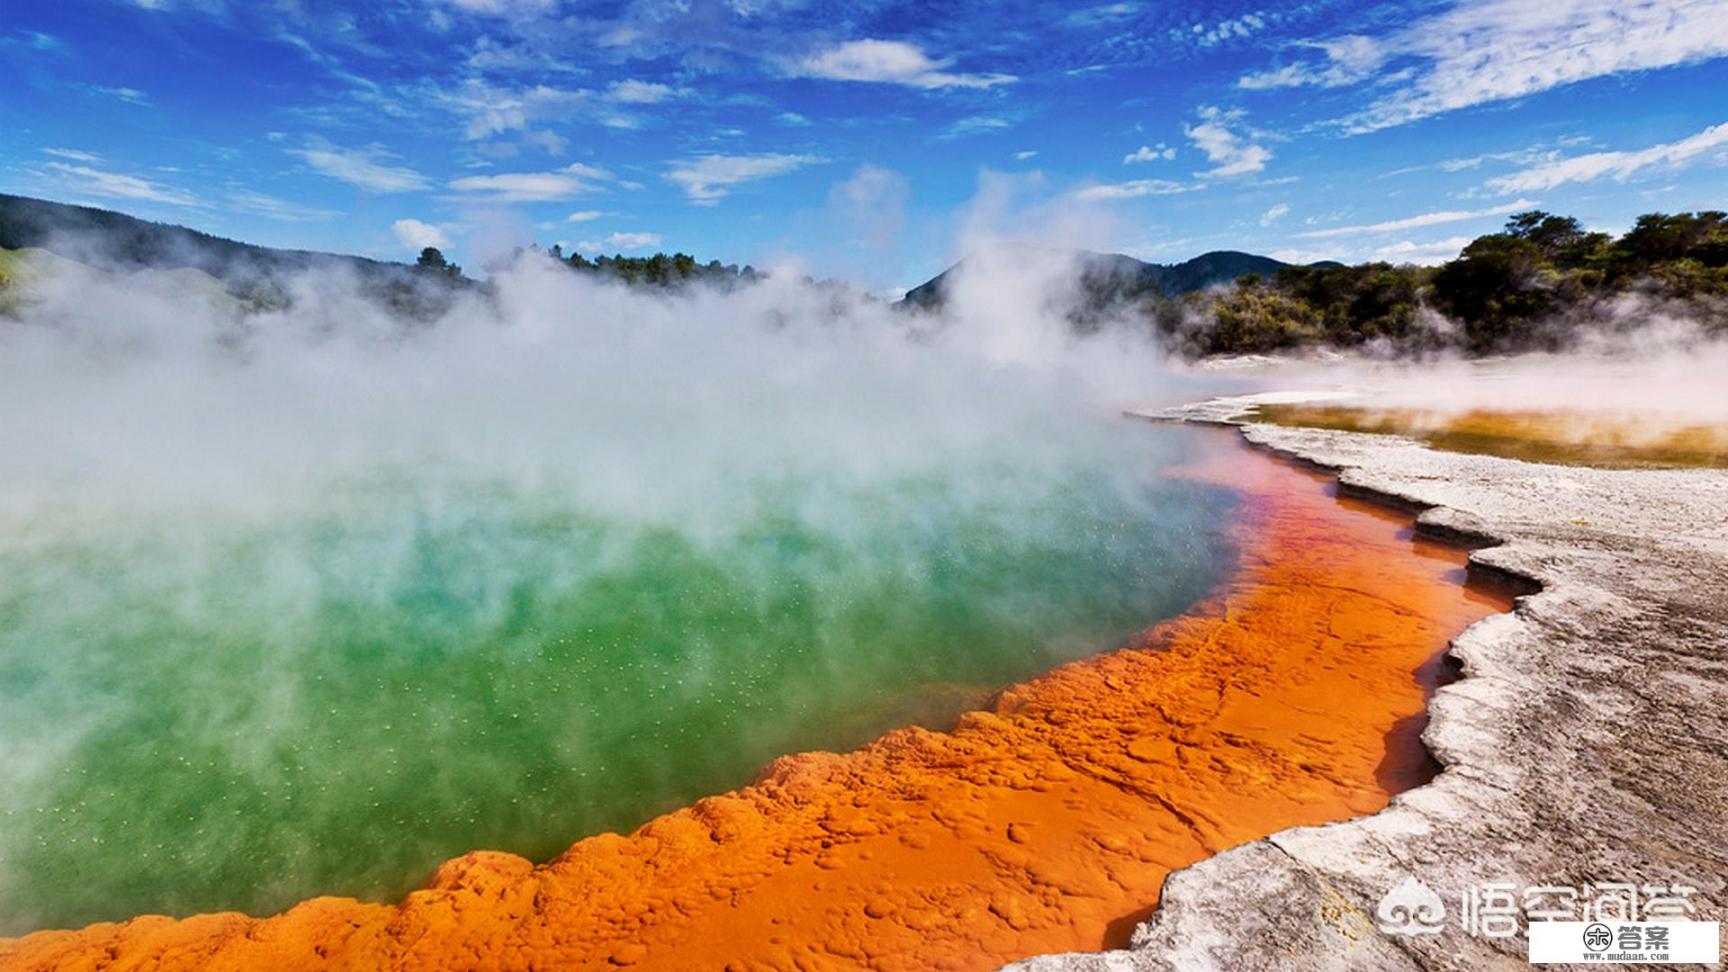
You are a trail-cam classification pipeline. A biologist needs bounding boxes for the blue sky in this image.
[3,0,1727,289]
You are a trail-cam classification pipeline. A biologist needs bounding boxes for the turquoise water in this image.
[0,424,1236,934]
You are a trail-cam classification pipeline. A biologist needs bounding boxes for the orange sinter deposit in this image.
[0,430,1515,972]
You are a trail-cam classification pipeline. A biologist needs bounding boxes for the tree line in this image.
[1153,210,1728,356]
[417,244,763,290]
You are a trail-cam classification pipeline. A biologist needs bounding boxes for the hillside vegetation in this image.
[6,194,1723,359]
[1155,210,1728,356]
[477,243,764,289]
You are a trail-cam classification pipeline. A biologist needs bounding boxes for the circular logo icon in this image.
[1583,923,1614,951]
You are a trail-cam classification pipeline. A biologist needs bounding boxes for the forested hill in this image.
[0,193,423,291]
[899,248,1296,310]
[1156,210,1728,357]
[0,194,755,305]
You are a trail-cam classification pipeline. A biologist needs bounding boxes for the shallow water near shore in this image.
[0,421,1239,934]
[1249,403,1728,468]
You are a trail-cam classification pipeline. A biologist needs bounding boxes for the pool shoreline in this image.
[1011,394,1728,971]
[0,425,1519,971]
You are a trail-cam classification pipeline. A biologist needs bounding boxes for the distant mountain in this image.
[899,248,1297,311]
[2,192,461,287]
[0,193,472,315]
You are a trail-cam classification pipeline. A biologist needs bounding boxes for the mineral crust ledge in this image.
[1008,392,1728,972]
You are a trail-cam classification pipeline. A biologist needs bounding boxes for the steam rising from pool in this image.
[0,252,1235,932]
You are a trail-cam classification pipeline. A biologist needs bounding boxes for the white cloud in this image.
[1185,106,1270,177]
[793,39,1015,89]
[578,231,663,252]
[1072,178,1202,201]
[448,163,613,202]
[289,141,429,193]
[1015,150,1039,160]
[43,162,199,207]
[776,112,813,126]
[603,79,686,104]
[665,153,822,204]
[1259,202,1290,226]
[1372,236,1474,264]
[566,210,604,222]
[1123,143,1176,164]
[392,218,450,253]
[1268,247,1339,265]
[1485,121,1728,192]
[1241,0,1728,132]
[1298,198,1538,238]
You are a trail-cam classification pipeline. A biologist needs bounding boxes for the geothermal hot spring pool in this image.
[0,420,1237,927]
[0,265,1244,934]
[0,423,1236,933]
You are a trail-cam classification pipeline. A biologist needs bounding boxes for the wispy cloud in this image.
[1072,178,1202,202]
[42,147,101,162]
[1185,106,1270,177]
[1,30,63,52]
[566,209,604,222]
[289,140,430,193]
[88,84,152,105]
[448,162,614,202]
[1298,199,1537,238]
[226,188,340,222]
[1485,121,1728,192]
[1240,0,1728,132]
[1238,36,1382,90]
[1064,3,1138,28]
[793,39,1014,89]
[43,162,199,207]
[937,115,1014,141]
[442,0,556,17]
[665,153,822,204]
[1259,202,1290,226]
[441,80,596,140]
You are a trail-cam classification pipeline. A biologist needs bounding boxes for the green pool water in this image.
[0,424,1237,934]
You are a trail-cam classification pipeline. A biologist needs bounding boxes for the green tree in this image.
[414,246,462,278]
